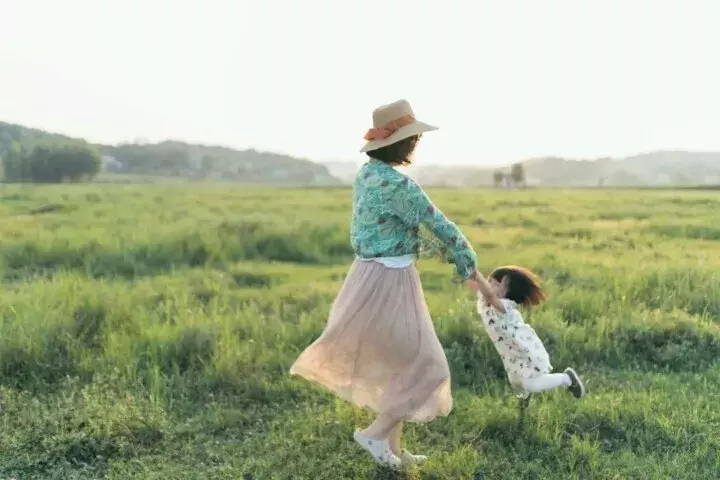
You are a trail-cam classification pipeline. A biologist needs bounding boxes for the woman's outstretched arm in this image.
[385,176,506,311]
[386,176,476,279]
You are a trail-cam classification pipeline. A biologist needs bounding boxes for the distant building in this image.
[655,173,672,185]
[272,169,289,179]
[101,155,122,170]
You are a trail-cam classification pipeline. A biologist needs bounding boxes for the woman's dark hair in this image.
[490,265,549,307]
[366,135,420,166]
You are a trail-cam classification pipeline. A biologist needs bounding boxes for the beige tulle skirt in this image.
[290,259,452,422]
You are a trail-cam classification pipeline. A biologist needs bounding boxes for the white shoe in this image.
[400,449,427,465]
[353,430,401,470]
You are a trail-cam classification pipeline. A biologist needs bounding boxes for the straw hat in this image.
[360,99,438,153]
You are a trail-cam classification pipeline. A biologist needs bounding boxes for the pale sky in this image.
[1,0,718,166]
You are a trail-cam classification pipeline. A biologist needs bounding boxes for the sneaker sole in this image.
[564,368,586,398]
[401,451,428,465]
[517,392,533,409]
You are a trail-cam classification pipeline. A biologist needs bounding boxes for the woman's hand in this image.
[464,277,481,291]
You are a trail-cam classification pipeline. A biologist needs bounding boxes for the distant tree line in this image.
[1,122,340,186]
[1,141,101,183]
[493,162,526,188]
[101,141,340,184]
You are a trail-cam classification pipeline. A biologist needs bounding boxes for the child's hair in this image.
[490,265,549,307]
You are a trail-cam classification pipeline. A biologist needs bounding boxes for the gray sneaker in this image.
[564,368,586,398]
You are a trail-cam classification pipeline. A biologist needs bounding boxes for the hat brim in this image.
[360,121,438,153]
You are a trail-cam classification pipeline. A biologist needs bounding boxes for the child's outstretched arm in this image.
[466,270,506,314]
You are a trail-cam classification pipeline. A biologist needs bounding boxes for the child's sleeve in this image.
[477,293,502,319]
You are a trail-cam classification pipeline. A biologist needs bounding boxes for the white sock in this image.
[521,373,571,393]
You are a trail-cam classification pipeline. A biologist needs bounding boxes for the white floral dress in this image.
[477,295,552,384]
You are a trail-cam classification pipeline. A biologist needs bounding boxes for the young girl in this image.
[475,265,586,402]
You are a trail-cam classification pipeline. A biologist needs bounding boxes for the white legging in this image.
[515,373,571,393]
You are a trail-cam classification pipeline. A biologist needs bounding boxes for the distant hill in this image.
[0,121,78,149]
[0,122,341,185]
[521,152,720,187]
[404,164,496,187]
[4,120,718,187]
[323,161,364,184]
[325,151,720,187]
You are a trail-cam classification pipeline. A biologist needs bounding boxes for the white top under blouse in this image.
[356,254,415,269]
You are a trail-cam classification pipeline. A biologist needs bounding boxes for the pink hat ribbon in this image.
[363,114,416,141]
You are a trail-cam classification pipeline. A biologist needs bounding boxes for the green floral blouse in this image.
[350,159,477,280]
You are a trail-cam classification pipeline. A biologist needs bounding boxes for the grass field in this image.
[1,183,719,479]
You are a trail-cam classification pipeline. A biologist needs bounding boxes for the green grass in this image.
[1,183,719,479]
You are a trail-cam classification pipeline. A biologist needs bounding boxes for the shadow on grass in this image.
[365,466,467,480]
[581,319,720,374]
[563,410,709,455]
[2,425,166,479]
[477,414,554,452]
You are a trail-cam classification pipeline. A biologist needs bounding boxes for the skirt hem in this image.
[290,365,452,423]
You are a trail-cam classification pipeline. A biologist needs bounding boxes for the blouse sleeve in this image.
[477,296,516,325]
[386,175,477,280]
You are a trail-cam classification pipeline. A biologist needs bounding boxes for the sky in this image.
[1,0,719,166]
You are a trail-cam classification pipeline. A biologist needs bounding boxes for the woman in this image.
[290,99,503,469]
